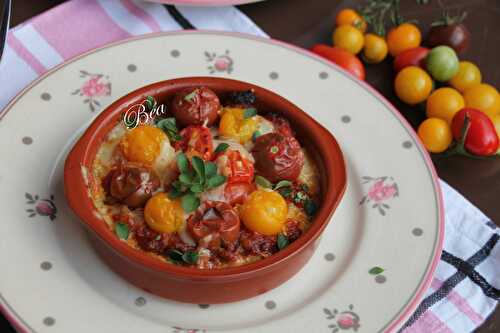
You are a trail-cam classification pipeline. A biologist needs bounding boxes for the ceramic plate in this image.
[0,31,444,333]
[144,0,266,7]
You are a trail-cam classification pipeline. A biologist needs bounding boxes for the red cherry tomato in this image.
[311,44,365,81]
[224,182,255,205]
[451,108,499,156]
[393,47,430,72]
[217,150,254,184]
[175,126,213,160]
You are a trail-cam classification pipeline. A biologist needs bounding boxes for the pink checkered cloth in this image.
[0,1,498,332]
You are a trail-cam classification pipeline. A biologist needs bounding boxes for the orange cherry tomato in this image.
[333,25,365,54]
[394,66,433,105]
[387,23,422,57]
[335,8,367,32]
[240,189,288,236]
[426,87,465,124]
[463,84,500,119]
[418,118,453,153]
[363,33,388,64]
[449,61,482,93]
[120,125,167,165]
[144,193,184,233]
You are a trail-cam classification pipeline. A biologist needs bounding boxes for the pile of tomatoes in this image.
[311,7,500,158]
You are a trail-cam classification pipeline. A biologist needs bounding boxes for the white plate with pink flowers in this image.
[0,31,443,333]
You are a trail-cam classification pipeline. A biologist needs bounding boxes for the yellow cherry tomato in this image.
[219,108,258,144]
[394,66,433,105]
[144,193,184,233]
[240,190,288,236]
[417,118,453,153]
[463,84,500,118]
[387,23,422,57]
[426,87,465,124]
[449,61,482,93]
[333,25,365,55]
[363,33,388,64]
[335,8,367,32]
[120,125,167,165]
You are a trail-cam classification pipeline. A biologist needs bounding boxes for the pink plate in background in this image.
[145,0,266,6]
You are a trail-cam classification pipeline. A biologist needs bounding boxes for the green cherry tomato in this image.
[425,46,459,82]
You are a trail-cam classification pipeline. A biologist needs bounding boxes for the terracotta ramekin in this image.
[64,77,347,303]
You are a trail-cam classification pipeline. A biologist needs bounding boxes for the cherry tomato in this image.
[187,201,240,249]
[463,84,500,119]
[426,87,465,124]
[311,44,365,80]
[418,118,453,153]
[144,193,184,233]
[335,8,367,32]
[427,21,470,54]
[451,108,499,156]
[393,47,430,72]
[490,114,500,140]
[219,107,258,144]
[175,126,214,160]
[252,133,304,182]
[387,23,422,57]
[217,150,254,184]
[171,87,220,127]
[224,182,256,205]
[240,190,288,236]
[363,33,388,64]
[394,66,433,105]
[449,61,482,93]
[120,125,167,165]
[333,25,365,54]
[426,46,459,82]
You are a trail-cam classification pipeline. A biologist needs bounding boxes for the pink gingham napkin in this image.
[0,1,498,332]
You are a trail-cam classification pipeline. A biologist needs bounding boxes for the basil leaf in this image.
[167,249,184,263]
[304,199,318,216]
[157,117,182,142]
[181,192,200,213]
[182,251,199,265]
[243,107,257,119]
[179,173,194,185]
[205,162,217,178]
[214,143,229,154]
[207,175,227,189]
[255,175,272,189]
[176,153,189,173]
[278,187,293,199]
[190,183,204,193]
[145,96,155,110]
[277,234,289,250]
[274,180,292,190]
[168,188,184,199]
[115,223,129,240]
[191,156,205,180]
[252,130,262,142]
[369,266,384,275]
[184,90,197,102]
[294,191,308,204]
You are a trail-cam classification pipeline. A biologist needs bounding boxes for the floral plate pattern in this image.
[0,31,443,333]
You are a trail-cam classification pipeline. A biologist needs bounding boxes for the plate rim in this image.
[145,0,266,6]
[0,30,445,333]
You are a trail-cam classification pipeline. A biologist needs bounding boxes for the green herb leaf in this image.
[179,173,195,185]
[243,107,257,119]
[145,96,155,110]
[168,188,184,199]
[255,175,273,189]
[277,234,289,250]
[252,130,262,142]
[177,153,189,173]
[274,180,292,190]
[156,117,182,142]
[191,156,205,181]
[205,162,217,178]
[182,251,199,265]
[167,249,184,263]
[369,266,385,275]
[181,192,200,213]
[278,187,293,198]
[190,183,204,193]
[294,191,308,204]
[184,90,197,102]
[214,143,229,154]
[304,199,318,216]
[207,175,227,189]
[115,223,129,240]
